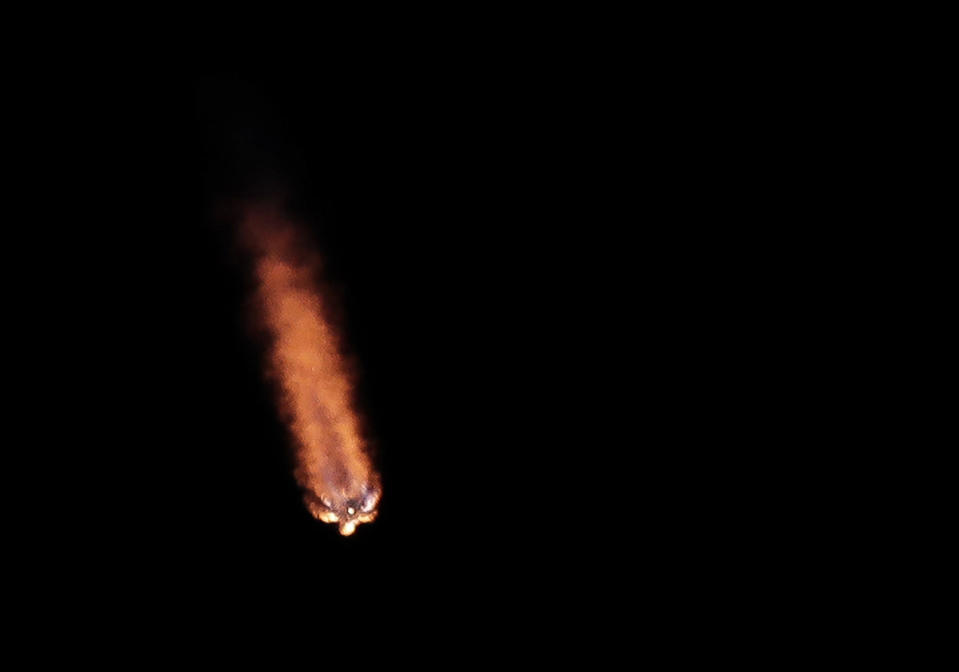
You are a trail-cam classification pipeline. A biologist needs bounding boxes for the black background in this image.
[14,53,751,640]
[1,19,853,660]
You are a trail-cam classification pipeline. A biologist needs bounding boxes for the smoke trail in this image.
[238,202,380,536]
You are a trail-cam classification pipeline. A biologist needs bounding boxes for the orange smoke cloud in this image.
[239,202,380,536]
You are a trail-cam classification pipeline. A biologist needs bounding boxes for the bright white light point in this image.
[347,507,355,515]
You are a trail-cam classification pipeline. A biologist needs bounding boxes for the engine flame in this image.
[239,203,380,535]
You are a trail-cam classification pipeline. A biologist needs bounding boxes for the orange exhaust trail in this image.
[239,202,380,535]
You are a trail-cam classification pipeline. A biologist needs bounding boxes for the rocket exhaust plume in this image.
[238,202,380,536]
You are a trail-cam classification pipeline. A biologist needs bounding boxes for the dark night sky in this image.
[0,18,847,658]
[13,53,765,640]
